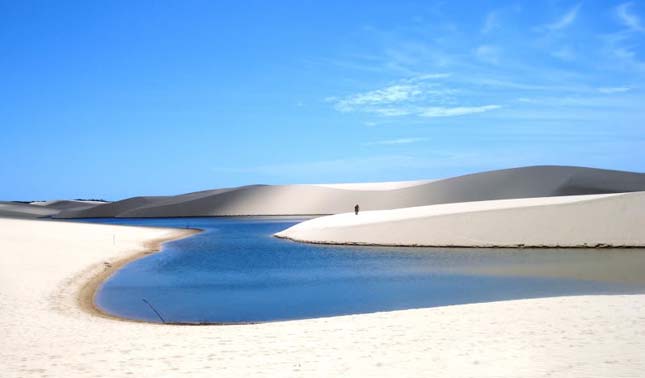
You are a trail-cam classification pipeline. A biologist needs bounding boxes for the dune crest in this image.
[54,165,645,218]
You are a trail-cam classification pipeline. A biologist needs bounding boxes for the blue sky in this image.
[1,1,644,200]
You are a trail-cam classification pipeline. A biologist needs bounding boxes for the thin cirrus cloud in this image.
[419,105,502,118]
[331,84,422,112]
[616,2,644,32]
[366,137,429,146]
[329,74,456,112]
[543,3,581,30]
[597,87,632,94]
[370,107,414,117]
[329,75,501,119]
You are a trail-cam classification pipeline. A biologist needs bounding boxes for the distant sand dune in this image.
[36,200,106,211]
[55,196,171,218]
[0,200,106,219]
[0,202,59,219]
[54,166,645,218]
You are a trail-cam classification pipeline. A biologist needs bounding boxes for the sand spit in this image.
[55,165,645,218]
[276,192,645,247]
[0,218,644,377]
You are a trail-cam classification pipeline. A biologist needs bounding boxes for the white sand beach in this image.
[276,192,645,247]
[1,217,645,377]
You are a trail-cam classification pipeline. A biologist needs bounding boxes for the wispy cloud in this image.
[419,105,501,118]
[366,137,428,146]
[370,107,413,116]
[600,31,645,72]
[328,75,502,119]
[616,2,644,32]
[597,86,632,94]
[331,84,422,112]
[516,94,638,108]
[324,4,645,129]
[403,73,452,82]
[543,3,582,30]
[329,74,474,117]
[615,47,645,69]
[300,2,645,178]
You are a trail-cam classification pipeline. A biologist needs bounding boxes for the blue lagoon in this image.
[82,217,645,324]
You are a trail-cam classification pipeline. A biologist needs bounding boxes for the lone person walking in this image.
[354,204,360,215]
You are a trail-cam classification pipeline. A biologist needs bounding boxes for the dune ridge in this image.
[54,165,645,218]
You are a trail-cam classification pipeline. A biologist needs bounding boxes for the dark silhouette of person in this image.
[354,204,359,215]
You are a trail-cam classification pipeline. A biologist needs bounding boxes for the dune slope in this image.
[276,192,645,247]
[39,200,106,212]
[55,166,645,218]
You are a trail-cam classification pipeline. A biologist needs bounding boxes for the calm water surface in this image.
[82,217,645,323]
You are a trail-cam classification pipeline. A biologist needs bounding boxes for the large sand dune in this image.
[276,192,645,247]
[55,165,645,218]
[1,217,644,377]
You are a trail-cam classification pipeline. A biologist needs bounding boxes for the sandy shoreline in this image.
[275,233,645,248]
[77,227,201,323]
[2,217,645,377]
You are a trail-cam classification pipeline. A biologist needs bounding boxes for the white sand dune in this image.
[276,192,645,247]
[55,165,645,218]
[1,218,644,377]
[0,200,106,219]
[53,195,173,218]
[31,200,107,210]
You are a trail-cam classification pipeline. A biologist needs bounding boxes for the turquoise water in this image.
[85,217,645,324]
